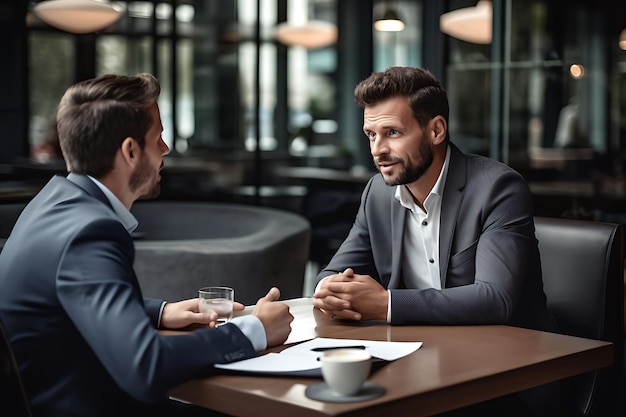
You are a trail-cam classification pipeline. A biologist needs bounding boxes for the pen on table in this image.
[310,345,367,352]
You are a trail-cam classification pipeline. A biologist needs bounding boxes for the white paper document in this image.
[233,297,317,345]
[280,337,423,361]
[214,337,422,376]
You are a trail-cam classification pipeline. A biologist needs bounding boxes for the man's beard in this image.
[375,139,434,186]
[130,158,161,201]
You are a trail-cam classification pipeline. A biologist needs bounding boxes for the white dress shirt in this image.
[394,145,450,290]
[387,146,451,320]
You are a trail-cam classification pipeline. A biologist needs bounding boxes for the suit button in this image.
[429,258,434,263]
[422,220,428,226]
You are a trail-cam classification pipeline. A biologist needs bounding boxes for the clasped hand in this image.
[312,268,388,321]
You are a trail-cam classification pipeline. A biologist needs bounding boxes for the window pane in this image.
[28,32,73,162]
[282,0,338,159]
[373,0,422,70]
[177,38,195,151]
[446,67,491,156]
[96,35,153,76]
[157,39,174,148]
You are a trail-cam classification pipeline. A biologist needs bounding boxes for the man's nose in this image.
[161,139,171,156]
[370,137,387,156]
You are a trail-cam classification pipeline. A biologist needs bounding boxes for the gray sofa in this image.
[0,201,311,305]
[130,201,310,304]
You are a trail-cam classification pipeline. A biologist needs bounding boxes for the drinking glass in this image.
[199,286,234,325]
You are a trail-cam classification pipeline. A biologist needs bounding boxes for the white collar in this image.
[87,176,138,233]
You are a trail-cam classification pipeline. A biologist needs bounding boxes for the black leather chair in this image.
[534,217,624,417]
[0,317,32,417]
[0,203,26,253]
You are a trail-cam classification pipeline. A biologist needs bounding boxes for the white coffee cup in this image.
[320,348,372,396]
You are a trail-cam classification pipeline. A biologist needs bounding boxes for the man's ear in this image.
[430,116,447,145]
[119,137,139,168]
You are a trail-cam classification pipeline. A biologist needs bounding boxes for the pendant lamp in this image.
[439,0,492,44]
[33,0,121,34]
[374,3,405,32]
[275,20,338,49]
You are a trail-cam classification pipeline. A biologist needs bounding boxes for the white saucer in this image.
[305,381,385,403]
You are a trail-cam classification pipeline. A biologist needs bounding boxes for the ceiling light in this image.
[439,0,492,44]
[275,20,338,49]
[374,4,405,32]
[33,0,121,34]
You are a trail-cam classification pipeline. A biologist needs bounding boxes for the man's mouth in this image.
[374,156,401,174]
[377,162,396,173]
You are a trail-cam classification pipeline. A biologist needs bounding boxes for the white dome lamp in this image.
[275,20,338,49]
[440,0,492,45]
[374,3,405,32]
[33,0,121,34]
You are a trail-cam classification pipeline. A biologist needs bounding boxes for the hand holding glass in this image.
[199,286,234,325]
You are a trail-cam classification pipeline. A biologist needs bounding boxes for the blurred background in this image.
[1,0,626,266]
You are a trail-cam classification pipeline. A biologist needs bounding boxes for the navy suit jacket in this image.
[317,143,557,332]
[0,173,256,416]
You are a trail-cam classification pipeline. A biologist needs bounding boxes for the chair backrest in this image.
[534,216,624,417]
[0,317,33,417]
[0,203,27,253]
[0,203,27,239]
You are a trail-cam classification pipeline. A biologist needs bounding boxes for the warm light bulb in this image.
[374,19,405,32]
[569,64,585,79]
[374,5,405,32]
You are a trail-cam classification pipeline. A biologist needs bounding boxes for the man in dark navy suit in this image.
[0,73,293,417]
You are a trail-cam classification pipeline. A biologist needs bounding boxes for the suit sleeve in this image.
[315,177,382,285]
[57,218,256,404]
[143,298,165,328]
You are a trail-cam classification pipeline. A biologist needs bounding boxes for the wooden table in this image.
[167,307,612,417]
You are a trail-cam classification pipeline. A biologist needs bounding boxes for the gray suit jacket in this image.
[317,143,556,331]
[0,174,255,416]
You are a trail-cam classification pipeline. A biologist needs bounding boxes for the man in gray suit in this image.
[313,67,556,333]
[0,73,293,416]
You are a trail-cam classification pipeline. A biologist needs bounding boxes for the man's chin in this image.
[381,173,401,186]
[138,185,160,201]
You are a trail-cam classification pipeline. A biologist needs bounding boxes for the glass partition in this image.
[444,0,626,221]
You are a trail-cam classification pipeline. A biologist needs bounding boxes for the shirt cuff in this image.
[158,301,167,328]
[387,291,392,323]
[230,315,267,352]
[314,276,329,294]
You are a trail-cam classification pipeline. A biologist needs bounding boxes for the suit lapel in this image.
[439,144,466,287]
[388,194,406,289]
[67,173,144,300]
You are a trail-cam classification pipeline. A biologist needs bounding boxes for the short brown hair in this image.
[354,67,449,133]
[56,73,160,177]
